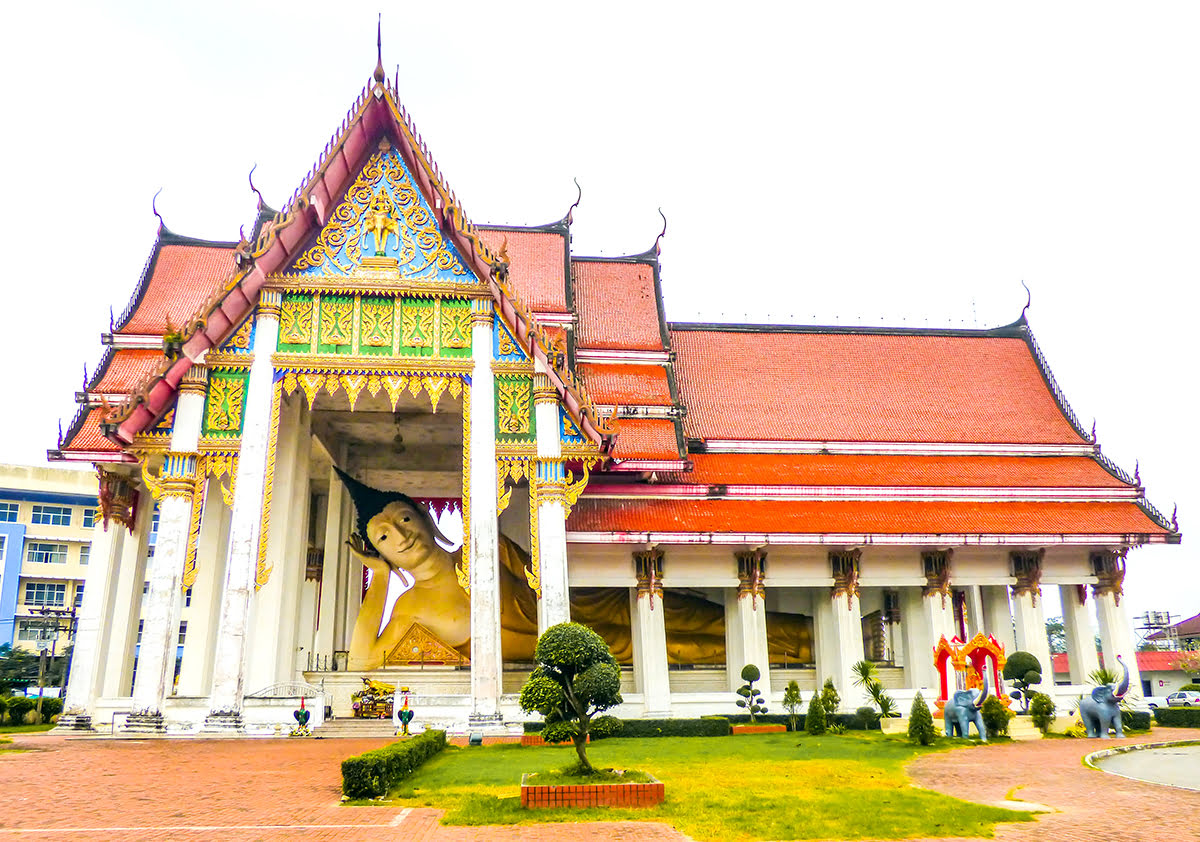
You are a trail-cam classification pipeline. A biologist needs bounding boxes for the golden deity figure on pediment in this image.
[364,191,401,256]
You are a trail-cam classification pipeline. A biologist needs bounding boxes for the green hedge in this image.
[1153,708,1200,728]
[1121,710,1152,731]
[524,711,883,737]
[341,729,446,798]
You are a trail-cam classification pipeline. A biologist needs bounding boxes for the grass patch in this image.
[381,731,1030,840]
[0,724,54,735]
[524,765,652,785]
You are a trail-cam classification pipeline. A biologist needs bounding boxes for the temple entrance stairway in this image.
[312,717,400,738]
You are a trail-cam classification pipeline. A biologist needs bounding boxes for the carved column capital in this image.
[1009,549,1044,605]
[1090,548,1128,606]
[634,548,664,609]
[735,549,766,608]
[257,289,283,320]
[922,549,954,607]
[178,365,208,395]
[96,466,139,534]
[830,549,861,609]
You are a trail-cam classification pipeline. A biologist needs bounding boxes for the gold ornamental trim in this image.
[181,454,208,590]
[456,382,472,593]
[493,361,535,376]
[204,352,253,371]
[254,379,284,590]
[266,274,489,299]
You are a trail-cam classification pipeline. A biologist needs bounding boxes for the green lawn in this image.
[0,724,54,735]
[381,732,1031,841]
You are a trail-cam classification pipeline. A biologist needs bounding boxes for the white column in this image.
[126,367,207,730]
[981,585,1016,654]
[728,551,770,695]
[900,588,936,691]
[827,591,867,710]
[468,299,504,725]
[101,497,153,699]
[274,408,312,683]
[315,468,347,663]
[1095,588,1144,703]
[176,477,231,696]
[533,369,570,632]
[205,291,281,730]
[1011,588,1053,684]
[631,551,670,716]
[55,510,126,730]
[965,586,987,638]
[246,395,302,690]
[1059,584,1099,685]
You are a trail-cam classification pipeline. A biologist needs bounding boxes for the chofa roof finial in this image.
[1171,504,1179,532]
[1020,280,1031,321]
[566,177,582,225]
[248,163,266,211]
[654,208,667,255]
[151,188,165,231]
[373,14,385,85]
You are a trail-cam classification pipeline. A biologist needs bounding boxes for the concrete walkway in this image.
[1,729,1198,840]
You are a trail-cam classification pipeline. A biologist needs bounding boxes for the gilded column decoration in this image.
[280,296,314,345]
[97,466,139,534]
[1090,548,1128,605]
[254,379,284,590]
[360,297,394,347]
[180,454,207,590]
[456,380,471,592]
[922,549,954,608]
[830,549,861,609]
[634,548,665,610]
[1008,549,1044,605]
[528,469,540,596]
[497,378,532,435]
[736,549,767,609]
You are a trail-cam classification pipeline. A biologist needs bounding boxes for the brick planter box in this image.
[520,773,664,809]
[520,734,590,746]
[731,724,787,735]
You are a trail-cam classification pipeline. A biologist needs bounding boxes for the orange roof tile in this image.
[611,418,679,460]
[479,228,567,312]
[662,454,1129,488]
[573,260,664,350]
[567,498,1169,536]
[579,364,673,406]
[670,328,1086,445]
[118,244,235,335]
[63,408,120,452]
[92,349,166,394]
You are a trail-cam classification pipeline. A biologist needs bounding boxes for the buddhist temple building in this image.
[49,53,1180,733]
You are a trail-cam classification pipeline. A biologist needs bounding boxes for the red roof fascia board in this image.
[573,260,664,351]
[611,419,680,460]
[479,228,567,312]
[661,454,1130,488]
[579,364,673,406]
[671,328,1089,445]
[1053,651,1189,673]
[566,498,1170,536]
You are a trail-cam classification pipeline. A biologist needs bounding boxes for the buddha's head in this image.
[366,499,449,569]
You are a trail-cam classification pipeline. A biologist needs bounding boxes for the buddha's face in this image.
[366,500,445,568]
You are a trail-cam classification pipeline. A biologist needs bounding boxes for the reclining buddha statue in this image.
[336,469,813,671]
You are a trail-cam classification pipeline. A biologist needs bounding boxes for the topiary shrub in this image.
[39,698,63,719]
[981,696,1013,737]
[526,718,731,737]
[805,691,827,735]
[782,680,803,732]
[820,677,840,716]
[1120,710,1151,731]
[1029,692,1055,733]
[856,706,881,731]
[341,729,446,798]
[908,692,936,745]
[5,697,35,725]
[519,623,623,773]
[736,664,767,723]
[1002,651,1042,712]
[589,715,624,740]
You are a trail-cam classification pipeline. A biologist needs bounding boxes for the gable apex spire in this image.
[373,14,385,85]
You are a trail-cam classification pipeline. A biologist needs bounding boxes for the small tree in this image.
[851,659,900,718]
[518,623,623,774]
[908,692,936,745]
[5,696,35,725]
[981,696,1013,737]
[805,690,827,735]
[1029,692,1055,733]
[782,680,804,732]
[1002,651,1042,712]
[736,664,767,723]
[820,677,840,716]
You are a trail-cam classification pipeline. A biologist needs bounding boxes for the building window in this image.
[184,587,193,608]
[0,502,17,522]
[82,508,98,529]
[23,582,66,607]
[31,505,72,527]
[26,542,68,564]
[178,620,188,646]
[15,621,46,642]
[136,619,144,644]
[142,581,150,596]
[150,507,160,540]
[74,584,85,610]
[79,545,90,565]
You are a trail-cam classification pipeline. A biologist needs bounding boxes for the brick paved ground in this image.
[1,729,1197,841]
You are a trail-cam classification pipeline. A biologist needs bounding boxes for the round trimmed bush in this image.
[981,696,1013,737]
[589,715,624,740]
[740,664,761,683]
[855,706,881,730]
[1029,692,1055,733]
[5,697,35,725]
[534,622,612,670]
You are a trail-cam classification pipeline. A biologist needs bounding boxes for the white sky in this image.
[0,2,1194,625]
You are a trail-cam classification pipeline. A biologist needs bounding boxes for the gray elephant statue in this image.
[943,674,989,741]
[1078,655,1129,738]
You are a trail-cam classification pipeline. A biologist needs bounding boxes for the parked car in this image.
[1144,696,1169,710]
[1166,690,1200,707]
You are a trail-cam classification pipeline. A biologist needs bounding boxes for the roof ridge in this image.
[667,320,1029,338]
[1019,317,1093,445]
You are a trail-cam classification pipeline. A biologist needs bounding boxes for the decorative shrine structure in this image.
[50,49,1180,734]
[933,633,1009,715]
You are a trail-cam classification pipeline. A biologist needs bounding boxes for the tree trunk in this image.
[573,731,591,773]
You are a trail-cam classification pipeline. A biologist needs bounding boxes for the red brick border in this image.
[520,774,664,808]
[520,734,590,746]
[731,724,787,735]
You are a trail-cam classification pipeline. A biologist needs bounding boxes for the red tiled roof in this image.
[118,244,236,335]
[670,329,1087,444]
[611,419,679,460]
[92,350,166,394]
[63,408,121,452]
[1052,651,1189,673]
[1149,612,1200,640]
[578,364,673,406]
[572,261,663,351]
[479,228,567,312]
[660,454,1129,488]
[566,498,1169,536]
